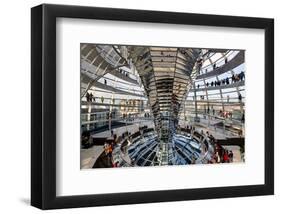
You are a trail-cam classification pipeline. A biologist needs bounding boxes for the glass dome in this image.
[80,44,245,169]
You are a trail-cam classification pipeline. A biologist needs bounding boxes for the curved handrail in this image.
[189,80,244,92]
[195,137,214,163]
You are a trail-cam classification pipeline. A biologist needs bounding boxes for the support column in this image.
[86,103,92,131]
[193,82,198,121]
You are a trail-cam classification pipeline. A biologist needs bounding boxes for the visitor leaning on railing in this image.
[196,71,245,89]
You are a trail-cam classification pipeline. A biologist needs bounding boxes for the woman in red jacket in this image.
[223,150,230,163]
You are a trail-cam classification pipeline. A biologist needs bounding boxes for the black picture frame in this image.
[31,4,274,210]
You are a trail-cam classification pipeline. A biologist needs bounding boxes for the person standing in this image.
[241,112,245,123]
[86,92,90,102]
[223,151,229,163]
[228,151,234,162]
[89,92,93,102]
[213,63,216,69]
[238,93,242,102]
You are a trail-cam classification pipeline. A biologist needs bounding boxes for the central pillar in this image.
[129,47,202,165]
